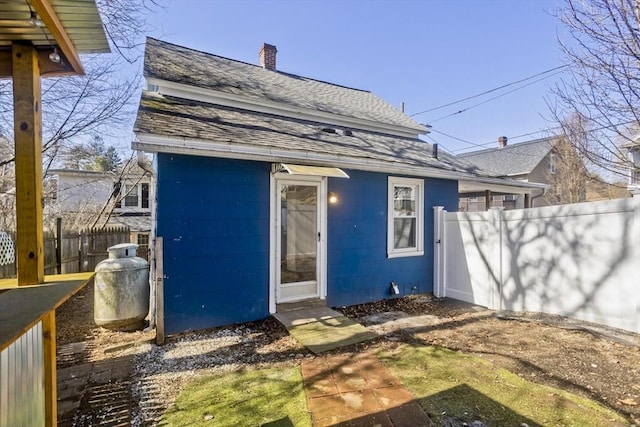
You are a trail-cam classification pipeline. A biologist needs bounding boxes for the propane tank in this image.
[94,243,149,330]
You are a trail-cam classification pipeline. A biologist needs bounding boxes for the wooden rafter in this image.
[30,0,84,75]
[0,49,75,77]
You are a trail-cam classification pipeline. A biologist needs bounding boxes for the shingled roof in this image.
[134,38,544,189]
[135,92,490,177]
[458,137,556,177]
[142,37,424,133]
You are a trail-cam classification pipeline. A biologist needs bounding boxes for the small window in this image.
[124,184,139,207]
[388,177,424,258]
[549,153,557,174]
[137,233,150,245]
[141,183,149,209]
[632,169,640,185]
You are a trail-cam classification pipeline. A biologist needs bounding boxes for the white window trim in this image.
[387,176,424,258]
[115,181,151,212]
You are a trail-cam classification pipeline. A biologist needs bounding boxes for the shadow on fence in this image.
[0,221,130,279]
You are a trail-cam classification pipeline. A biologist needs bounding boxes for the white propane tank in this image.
[94,243,149,330]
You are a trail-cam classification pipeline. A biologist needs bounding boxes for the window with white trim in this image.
[115,182,150,210]
[388,177,424,258]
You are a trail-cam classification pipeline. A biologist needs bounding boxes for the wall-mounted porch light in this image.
[328,191,339,204]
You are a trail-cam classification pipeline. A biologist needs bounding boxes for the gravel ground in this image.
[130,319,306,426]
[56,289,640,426]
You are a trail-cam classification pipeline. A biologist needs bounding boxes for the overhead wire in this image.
[428,70,566,124]
[409,65,569,118]
[434,118,636,156]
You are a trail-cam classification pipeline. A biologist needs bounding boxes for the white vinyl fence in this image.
[434,196,640,333]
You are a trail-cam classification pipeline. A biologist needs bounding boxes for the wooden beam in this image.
[12,43,44,286]
[524,193,531,208]
[155,237,165,345]
[30,0,84,76]
[0,49,76,78]
[485,189,492,211]
[43,311,57,427]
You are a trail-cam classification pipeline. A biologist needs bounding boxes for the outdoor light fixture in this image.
[328,191,339,204]
[48,48,61,63]
[29,11,43,27]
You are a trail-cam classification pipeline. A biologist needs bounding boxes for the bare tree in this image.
[551,0,640,179]
[0,0,160,231]
[546,115,589,205]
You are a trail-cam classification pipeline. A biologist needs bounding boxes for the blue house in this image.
[133,38,540,334]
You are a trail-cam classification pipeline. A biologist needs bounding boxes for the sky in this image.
[143,0,568,155]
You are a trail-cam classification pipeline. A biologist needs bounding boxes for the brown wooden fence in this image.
[0,223,130,279]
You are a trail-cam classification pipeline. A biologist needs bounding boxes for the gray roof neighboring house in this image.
[458,137,555,177]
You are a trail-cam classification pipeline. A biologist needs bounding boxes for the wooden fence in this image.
[0,223,130,279]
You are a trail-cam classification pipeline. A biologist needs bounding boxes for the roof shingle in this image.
[143,38,424,133]
[134,93,489,176]
[458,137,555,176]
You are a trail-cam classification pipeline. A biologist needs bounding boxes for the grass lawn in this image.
[160,344,627,427]
[160,367,311,427]
[378,344,628,427]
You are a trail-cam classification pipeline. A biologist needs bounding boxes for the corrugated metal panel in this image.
[0,0,109,53]
[0,321,45,427]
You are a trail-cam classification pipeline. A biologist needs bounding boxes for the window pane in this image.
[124,184,138,207]
[394,186,415,216]
[394,218,416,249]
[141,183,149,208]
[280,184,317,284]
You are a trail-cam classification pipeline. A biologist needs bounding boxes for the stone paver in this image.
[301,352,432,426]
[57,342,134,427]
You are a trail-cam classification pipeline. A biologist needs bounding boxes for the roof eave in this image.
[133,133,545,191]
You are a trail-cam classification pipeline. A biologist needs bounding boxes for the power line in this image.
[444,118,637,154]
[424,134,453,154]
[409,65,568,118]
[428,128,489,150]
[428,70,566,124]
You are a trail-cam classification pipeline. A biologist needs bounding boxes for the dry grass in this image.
[379,343,628,427]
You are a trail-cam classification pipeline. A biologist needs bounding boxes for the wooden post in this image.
[56,218,62,274]
[42,311,57,427]
[12,42,57,426]
[485,189,492,211]
[12,42,44,286]
[155,237,165,345]
[524,193,531,208]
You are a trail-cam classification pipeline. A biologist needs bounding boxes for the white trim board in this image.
[134,133,546,193]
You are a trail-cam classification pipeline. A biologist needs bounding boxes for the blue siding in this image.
[157,154,271,334]
[326,170,458,307]
[156,154,458,333]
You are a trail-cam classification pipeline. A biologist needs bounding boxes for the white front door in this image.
[271,175,326,306]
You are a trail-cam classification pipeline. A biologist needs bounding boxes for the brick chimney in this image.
[498,136,508,148]
[259,43,277,70]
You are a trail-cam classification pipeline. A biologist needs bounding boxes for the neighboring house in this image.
[623,138,640,195]
[47,169,113,226]
[458,136,560,211]
[47,168,151,243]
[133,38,544,334]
